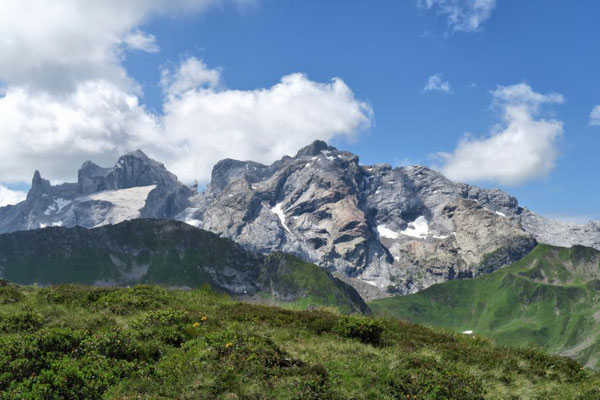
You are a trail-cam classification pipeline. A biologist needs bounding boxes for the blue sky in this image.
[0,0,598,221]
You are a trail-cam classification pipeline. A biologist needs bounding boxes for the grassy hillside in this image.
[370,244,600,368]
[0,282,599,399]
[0,219,368,314]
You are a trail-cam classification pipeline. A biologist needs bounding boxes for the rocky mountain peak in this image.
[106,150,179,190]
[123,149,150,159]
[0,149,192,233]
[27,170,52,200]
[295,140,336,157]
[78,161,111,195]
[210,159,269,193]
[181,140,542,299]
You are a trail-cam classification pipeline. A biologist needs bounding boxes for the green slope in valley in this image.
[370,244,600,368]
[0,219,368,314]
[0,282,599,399]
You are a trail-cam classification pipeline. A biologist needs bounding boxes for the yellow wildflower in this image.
[192,322,200,328]
[225,342,233,349]
[201,315,208,321]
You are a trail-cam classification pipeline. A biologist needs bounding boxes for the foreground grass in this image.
[0,282,599,399]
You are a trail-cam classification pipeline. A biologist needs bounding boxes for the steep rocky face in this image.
[180,141,538,299]
[0,151,193,233]
[0,219,369,314]
[1,141,598,300]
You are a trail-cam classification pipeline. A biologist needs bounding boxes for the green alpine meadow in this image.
[1,282,600,399]
[370,244,600,369]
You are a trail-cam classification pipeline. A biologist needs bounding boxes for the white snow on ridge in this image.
[178,207,202,228]
[76,185,157,226]
[44,198,72,215]
[377,225,399,239]
[321,150,335,161]
[377,217,429,240]
[55,198,71,213]
[78,185,156,206]
[495,211,506,217]
[185,219,202,228]
[271,202,292,235]
[359,278,379,287]
[400,216,429,239]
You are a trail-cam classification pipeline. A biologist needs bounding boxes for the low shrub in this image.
[388,356,485,400]
[333,315,385,345]
[0,311,44,333]
[0,284,23,304]
[131,309,194,346]
[92,285,171,315]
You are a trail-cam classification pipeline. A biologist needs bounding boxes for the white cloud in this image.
[0,0,251,92]
[491,83,564,109]
[423,74,452,94]
[123,30,160,53]
[158,65,373,182]
[0,185,26,207]
[589,105,600,126]
[419,0,497,33]
[0,81,161,183]
[436,83,564,185]
[161,58,221,96]
[0,2,371,188]
[0,59,372,185]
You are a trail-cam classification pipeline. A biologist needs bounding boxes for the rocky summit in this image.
[1,141,599,300]
[0,150,193,233]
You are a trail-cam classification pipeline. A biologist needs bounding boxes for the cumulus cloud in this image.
[589,105,600,126]
[123,30,160,53]
[161,58,222,96]
[436,83,564,185]
[0,1,371,187]
[0,59,372,184]
[0,185,27,207]
[0,0,251,92]
[419,0,497,33]
[423,74,452,94]
[158,63,373,182]
[0,81,160,183]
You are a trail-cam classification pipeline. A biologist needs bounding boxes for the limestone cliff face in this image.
[179,141,538,299]
[1,141,597,300]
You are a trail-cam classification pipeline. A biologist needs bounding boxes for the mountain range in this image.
[1,140,599,301]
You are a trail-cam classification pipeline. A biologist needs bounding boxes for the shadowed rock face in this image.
[0,219,369,314]
[0,141,597,300]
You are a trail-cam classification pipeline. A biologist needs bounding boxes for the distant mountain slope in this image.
[370,244,600,368]
[1,141,598,299]
[0,219,368,314]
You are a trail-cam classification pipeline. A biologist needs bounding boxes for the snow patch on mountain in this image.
[76,185,156,227]
[377,225,400,239]
[44,198,71,215]
[271,202,292,235]
[400,216,429,239]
